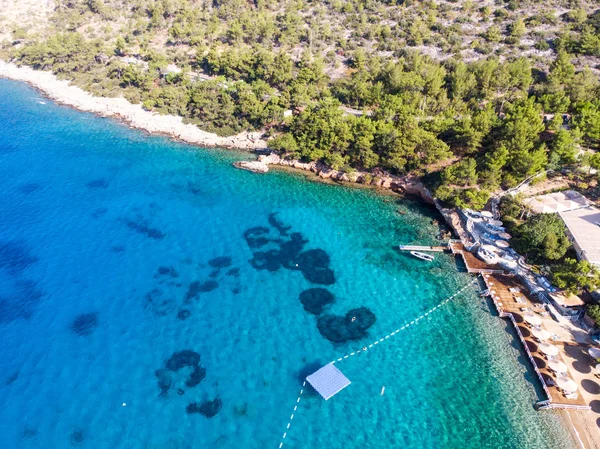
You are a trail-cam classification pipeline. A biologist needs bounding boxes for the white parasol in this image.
[548,359,568,374]
[531,327,551,341]
[523,312,542,326]
[538,342,559,357]
[556,376,578,393]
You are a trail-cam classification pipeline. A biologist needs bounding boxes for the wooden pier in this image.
[483,274,589,410]
[398,244,450,253]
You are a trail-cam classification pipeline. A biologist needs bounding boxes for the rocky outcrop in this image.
[233,160,269,173]
[0,61,267,150]
[252,153,435,203]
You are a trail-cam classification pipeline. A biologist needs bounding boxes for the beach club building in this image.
[523,190,600,266]
[559,207,600,267]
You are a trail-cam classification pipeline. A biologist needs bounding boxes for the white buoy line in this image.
[277,275,481,448]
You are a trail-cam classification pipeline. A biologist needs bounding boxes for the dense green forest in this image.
[2,0,600,208]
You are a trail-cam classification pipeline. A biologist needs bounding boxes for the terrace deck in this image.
[484,274,589,410]
[449,242,505,274]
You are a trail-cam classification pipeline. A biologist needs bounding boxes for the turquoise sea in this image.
[0,78,576,449]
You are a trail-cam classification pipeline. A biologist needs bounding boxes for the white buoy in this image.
[122,403,127,407]
[380,386,385,396]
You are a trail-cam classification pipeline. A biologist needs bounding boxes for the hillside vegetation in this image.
[2,0,600,208]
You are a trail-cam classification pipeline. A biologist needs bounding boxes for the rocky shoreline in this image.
[0,60,266,150]
[235,153,436,204]
[0,60,435,203]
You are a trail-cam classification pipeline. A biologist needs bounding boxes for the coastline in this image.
[0,60,594,448]
[0,60,266,151]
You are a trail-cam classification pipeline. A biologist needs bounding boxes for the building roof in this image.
[559,207,600,265]
[524,190,588,214]
[306,363,351,400]
[548,292,585,308]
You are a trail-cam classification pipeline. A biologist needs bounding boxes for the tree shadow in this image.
[533,356,547,370]
[518,326,531,338]
[526,340,539,353]
[564,345,592,374]
[590,400,600,413]
[582,379,600,395]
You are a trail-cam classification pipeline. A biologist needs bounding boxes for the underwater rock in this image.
[209,268,220,278]
[121,215,165,240]
[176,309,191,320]
[5,371,19,385]
[243,227,271,249]
[186,398,222,418]
[156,266,179,278]
[155,369,172,397]
[208,256,232,268]
[299,288,335,315]
[111,245,125,253]
[249,250,281,272]
[91,207,108,219]
[71,313,99,336]
[86,178,109,189]
[177,388,185,396]
[70,429,85,445]
[0,280,44,324]
[198,280,218,292]
[19,183,40,194]
[296,249,335,285]
[0,241,38,276]
[185,365,207,387]
[232,287,241,295]
[165,350,201,371]
[22,427,38,438]
[233,402,248,416]
[317,307,376,343]
[185,280,219,301]
[143,289,176,316]
[226,267,240,277]
[185,281,201,302]
[268,213,291,236]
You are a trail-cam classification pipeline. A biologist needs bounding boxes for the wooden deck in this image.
[484,274,589,410]
[398,244,450,253]
[449,242,505,274]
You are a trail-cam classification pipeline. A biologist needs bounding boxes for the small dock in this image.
[398,244,450,253]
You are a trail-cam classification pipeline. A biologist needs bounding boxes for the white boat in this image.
[409,251,434,262]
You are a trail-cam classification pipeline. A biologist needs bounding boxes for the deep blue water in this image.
[0,78,576,449]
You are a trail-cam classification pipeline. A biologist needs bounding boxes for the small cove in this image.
[0,78,577,449]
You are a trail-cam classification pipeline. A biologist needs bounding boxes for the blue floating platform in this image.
[306,363,351,400]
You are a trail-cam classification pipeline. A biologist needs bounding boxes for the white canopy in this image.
[548,359,568,374]
[488,219,503,227]
[588,347,600,359]
[539,342,559,357]
[556,376,578,393]
[523,312,542,326]
[498,232,512,240]
[481,211,493,218]
[496,240,510,248]
[531,327,551,341]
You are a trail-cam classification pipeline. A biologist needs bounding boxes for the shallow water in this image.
[0,78,576,449]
